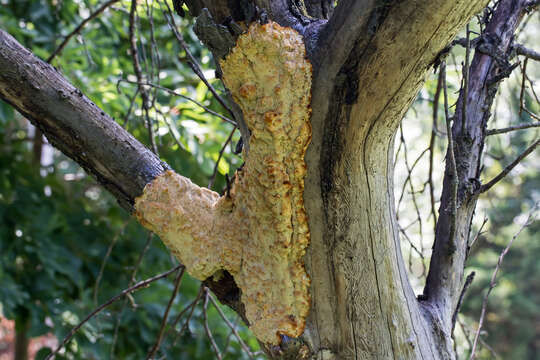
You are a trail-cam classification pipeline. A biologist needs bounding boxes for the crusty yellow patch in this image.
[135,22,312,344]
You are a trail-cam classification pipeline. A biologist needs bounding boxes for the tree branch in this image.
[0,29,168,212]
[47,0,120,63]
[0,29,248,324]
[486,121,540,135]
[514,43,540,61]
[479,138,540,193]
[469,207,537,359]
[424,0,531,328]
[45,264,184,360]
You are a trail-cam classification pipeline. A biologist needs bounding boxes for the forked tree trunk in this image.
[0,0,534,359]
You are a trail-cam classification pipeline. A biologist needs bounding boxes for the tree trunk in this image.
[0,0,534,358]
[14,313,29,360]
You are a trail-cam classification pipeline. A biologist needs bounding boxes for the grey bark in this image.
[0,0,529,358]
[423,0,531,331]
[0,30,168,212]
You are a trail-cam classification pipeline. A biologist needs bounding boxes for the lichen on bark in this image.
[134,21,312,344]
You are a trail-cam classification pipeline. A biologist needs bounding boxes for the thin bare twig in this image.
[458,317,473,352]
[208,126,237,189]
[479,138,539,193]
[93,223,128,305]
[119,79,236,125]
[129,0,158,155]
[206,290,258,359]
[167,288,203,342]
[468,216,489,251]
[110,233,153,357]
[203,288,223,360]
[522,107,540,121]
[486,121,540,135]
[519,58,528,116]
[222,315,240,355]
[442,61,459,249]
[46,264,184,360]
[399,225,427,277]
[172,285,205,346]
[469,207,538,359]
[452,272,476,335]
[146,266,186,359]
[159,0,236,121]
[47,0,119,63]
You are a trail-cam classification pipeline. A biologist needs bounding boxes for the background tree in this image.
[0,0,539,359]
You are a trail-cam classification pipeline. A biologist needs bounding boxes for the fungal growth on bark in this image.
[134,22,312,344]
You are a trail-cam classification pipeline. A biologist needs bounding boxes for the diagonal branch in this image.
[479,138,540,193]
[0,29,167,211]
[47,0,120,63]
[423,0,531,328]
[45,264,184,360]
[0,28,247,323]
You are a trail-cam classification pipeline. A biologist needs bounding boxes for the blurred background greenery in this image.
[0,1,538,359]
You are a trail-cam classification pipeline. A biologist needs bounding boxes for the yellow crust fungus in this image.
[135,21,312,344]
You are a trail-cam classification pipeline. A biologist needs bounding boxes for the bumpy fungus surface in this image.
[135,22,312,344]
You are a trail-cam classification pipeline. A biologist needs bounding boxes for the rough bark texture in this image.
[423,0,530,331]
[1,0,529,359]
[0,30,168,212]
[303,1,490,358]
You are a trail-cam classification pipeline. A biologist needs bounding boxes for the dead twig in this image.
[159,0,236,121]
[46,264,184,360]
[479,138,539,193]
[514,44,540,61]
[119,79,236,125]
[146,266,186,359]
[206,290,258,358]
[93,222,128,305]
[110,233,153,357]
[486,121,540,135]
[208,126,237,190]
[519,58,528,117]
[47,0,119,62]
[129,0,158,155]
[171,286,204,346]
[469,206,538,359]
[203,288,223,360]
[452,272,476,335]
